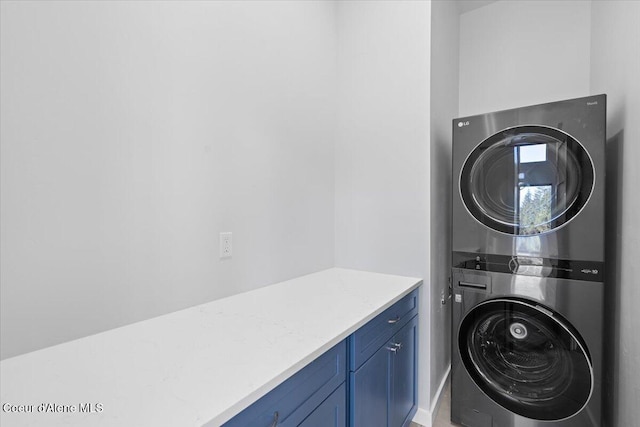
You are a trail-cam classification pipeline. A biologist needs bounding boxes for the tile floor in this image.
[410,380,458,427]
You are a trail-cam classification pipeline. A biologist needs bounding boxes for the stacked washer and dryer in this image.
[450,95,606,427]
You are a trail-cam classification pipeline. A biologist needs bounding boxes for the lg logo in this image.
[458,121,470,127]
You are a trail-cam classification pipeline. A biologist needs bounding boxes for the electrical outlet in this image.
[220,232,232,259]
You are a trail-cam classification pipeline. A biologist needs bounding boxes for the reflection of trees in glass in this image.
[520,186,552,235]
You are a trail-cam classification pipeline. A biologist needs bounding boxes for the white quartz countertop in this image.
[0,268,421,427]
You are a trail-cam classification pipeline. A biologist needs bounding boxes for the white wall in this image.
[429,0,459,419]
[0,1,337,359]
[334,0,432,421]
[459,0,591,116]
[590,2,640,426]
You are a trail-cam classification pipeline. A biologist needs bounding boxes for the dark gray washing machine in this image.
[450,95,606,427]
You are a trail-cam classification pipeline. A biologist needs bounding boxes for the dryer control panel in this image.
[453,251,604,282]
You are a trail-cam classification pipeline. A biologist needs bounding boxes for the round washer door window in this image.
[460,126,594,235]
[458,299,593,421]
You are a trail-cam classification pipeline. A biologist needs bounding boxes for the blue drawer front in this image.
[222,340,346,427]
[349,289,418,371]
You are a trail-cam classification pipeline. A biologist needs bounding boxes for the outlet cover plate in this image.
[220,232,232,259]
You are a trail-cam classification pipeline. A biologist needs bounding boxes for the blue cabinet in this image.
[222,288,418,427]
[349,290,419,427]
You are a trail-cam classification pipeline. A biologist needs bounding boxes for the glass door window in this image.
[460,126,594,235]
[458,299,593,421]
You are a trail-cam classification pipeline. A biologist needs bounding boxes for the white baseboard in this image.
[412,364,451,427]
[412,407,432,427]
[429,365,451,425]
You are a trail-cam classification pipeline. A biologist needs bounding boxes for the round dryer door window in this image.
[460,125,594,235]
[458,299,593,421]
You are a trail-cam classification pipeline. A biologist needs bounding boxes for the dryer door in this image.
[460,126,594,235]
[458,298,593,421]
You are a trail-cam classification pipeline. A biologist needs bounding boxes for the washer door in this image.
[460,125,594,235]
[458,299,593,421]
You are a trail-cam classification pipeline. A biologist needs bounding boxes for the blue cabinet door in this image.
[350,340,390,427]
[389,316,418,427]
[299,383,346,427]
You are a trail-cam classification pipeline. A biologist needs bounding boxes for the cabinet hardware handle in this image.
[392,342,402,350]
[387,316,400,324]
[386,346,398,353]
[270,411,279,427]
